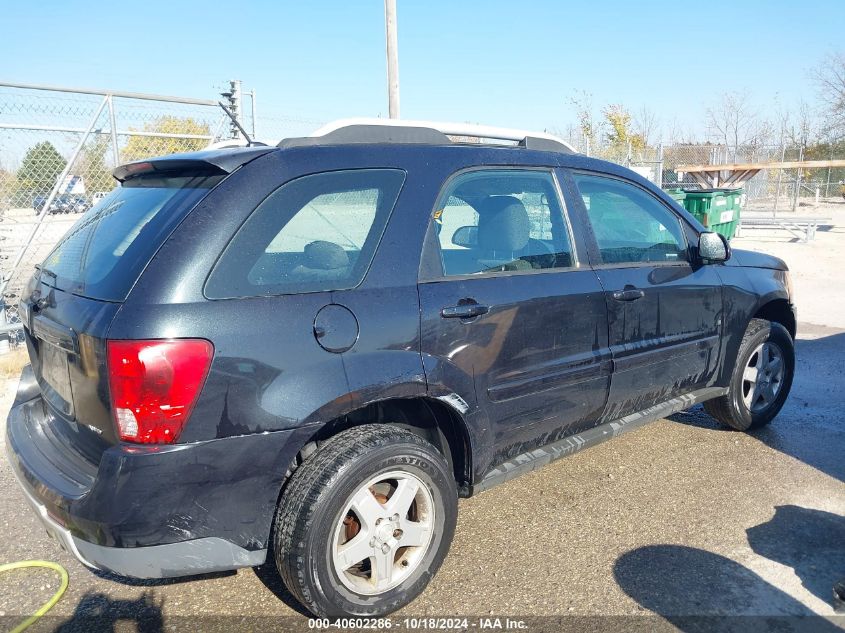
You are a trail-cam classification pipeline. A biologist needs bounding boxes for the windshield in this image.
[40,172,223,301]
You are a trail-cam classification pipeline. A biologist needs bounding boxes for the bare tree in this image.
[706,92,772,161]
[665,117,695,145]
[812,51,845,139]
[633,105,660,147]
[777,99,816,148]
[548,124,583,150]
[569,90,602,153]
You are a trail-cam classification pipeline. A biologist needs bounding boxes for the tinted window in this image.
[40,172,222,301]
[206,169,405,298]
[573,173,687,265]
[432,170,573,277]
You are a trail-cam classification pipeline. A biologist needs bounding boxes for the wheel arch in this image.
[715,291,795,388]
[296,396,474,497]
[753,298,796,339]
[263,396,473,558]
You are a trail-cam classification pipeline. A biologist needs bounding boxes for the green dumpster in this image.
[682,188,742,239]
[726,189,744,237]
[664,188,687,206]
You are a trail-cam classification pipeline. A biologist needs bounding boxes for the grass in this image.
[0,347,29,380]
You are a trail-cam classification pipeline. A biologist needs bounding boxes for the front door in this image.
[568,172,723,422]
[418,168,611,468]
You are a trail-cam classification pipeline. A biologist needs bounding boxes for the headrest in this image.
[303,241,349,270]
[477,196,530,251]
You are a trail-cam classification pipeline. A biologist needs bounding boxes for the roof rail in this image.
[278,118,576,153]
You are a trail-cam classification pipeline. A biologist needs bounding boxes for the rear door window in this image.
[205,169,405,298]
[431,169,574,277]
[40,172,222,301]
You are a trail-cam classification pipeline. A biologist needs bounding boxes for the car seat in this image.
[475,196,532,272]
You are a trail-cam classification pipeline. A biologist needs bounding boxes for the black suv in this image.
[6,121,796,617]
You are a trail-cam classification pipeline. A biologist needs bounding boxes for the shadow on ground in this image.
[55,591,164,632]
[747,505,845,607]
[613,544,841,632]
[670,329,845,483]
[91,568,235,587]
[642,329,845,626]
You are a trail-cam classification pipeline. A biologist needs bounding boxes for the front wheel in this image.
[704,318,794,430]
[273,424,457,617]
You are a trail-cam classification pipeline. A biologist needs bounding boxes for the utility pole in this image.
[221,79,242,139]
[250,89,257,139]
[384,0,400,118]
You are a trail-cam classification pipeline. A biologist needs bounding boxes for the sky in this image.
[2,0,843,142]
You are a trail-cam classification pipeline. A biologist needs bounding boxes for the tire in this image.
[273,424,458,617]
[704,318,794,431]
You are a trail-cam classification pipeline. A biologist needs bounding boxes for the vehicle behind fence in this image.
[0,83,229,320]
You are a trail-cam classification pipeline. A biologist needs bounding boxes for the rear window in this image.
[40,173,222,301]
[205,169,405,299]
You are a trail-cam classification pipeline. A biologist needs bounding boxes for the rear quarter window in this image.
[205,169,405,299]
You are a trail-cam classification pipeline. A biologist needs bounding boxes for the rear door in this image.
[19,172,223,452]
[566,171,723,421]
[418,168,611,465]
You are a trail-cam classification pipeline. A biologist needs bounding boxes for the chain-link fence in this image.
[558,131,845,207]
[0,82,241,323]
[248,108,326,144]
[660,142,845,208]
[556,132,665,187]
[0,84,229,207]
[2,80,843,344]
[0,81,333,344]
[220,85,326,143]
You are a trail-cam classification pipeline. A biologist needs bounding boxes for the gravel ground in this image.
[734,197,845,328]
[0,208,843,631]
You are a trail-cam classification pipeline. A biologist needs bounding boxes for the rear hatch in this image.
[19,171,223,460]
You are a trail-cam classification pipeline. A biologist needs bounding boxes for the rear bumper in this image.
[11,461,264,578]
[5,372,315,578]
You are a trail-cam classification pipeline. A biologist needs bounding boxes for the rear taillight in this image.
[107,339,213,444]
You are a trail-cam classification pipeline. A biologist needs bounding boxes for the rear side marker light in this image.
[107,339,213,444]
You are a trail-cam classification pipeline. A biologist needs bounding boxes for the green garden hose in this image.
[0,560,68,633]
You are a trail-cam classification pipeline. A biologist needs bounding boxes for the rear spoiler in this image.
[113,147,273,183]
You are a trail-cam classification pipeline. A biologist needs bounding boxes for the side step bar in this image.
[473,387,727,494]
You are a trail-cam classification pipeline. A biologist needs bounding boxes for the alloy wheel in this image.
[331,471,435,595]
[742,341,785,414]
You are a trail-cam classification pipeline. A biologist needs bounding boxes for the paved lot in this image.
[0,321,842,630]
[0,214,843,630]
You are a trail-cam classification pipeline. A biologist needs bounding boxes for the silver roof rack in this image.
[278,118,576,153]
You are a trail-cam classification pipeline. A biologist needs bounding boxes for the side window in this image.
[432,170,574,277]
[205,169,405,298]
[572,173,688,265]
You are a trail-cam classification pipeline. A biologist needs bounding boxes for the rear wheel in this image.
[704,318,794,430]
[273,424,457,617]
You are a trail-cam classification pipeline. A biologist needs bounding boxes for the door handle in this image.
[612,287,645,302]
[441,303,490,319]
